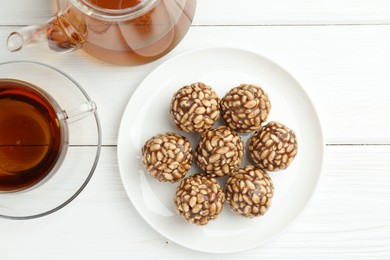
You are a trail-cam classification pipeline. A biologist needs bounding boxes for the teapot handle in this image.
[7,14,85,53]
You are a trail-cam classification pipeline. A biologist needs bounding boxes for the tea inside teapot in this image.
[7,0,197,65]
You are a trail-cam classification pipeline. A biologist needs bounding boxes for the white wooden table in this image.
[1,1,390,259]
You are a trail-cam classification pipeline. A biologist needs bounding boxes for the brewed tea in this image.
[0,79,65,192]
[87,0,141,9]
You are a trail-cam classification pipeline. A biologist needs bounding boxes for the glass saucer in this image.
[0,61,101,219]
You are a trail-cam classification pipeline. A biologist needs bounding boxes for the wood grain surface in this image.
[0,0,389,259]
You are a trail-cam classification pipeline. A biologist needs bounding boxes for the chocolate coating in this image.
[195,126,244,177]
[142,132,192,182]
[226,165,274,218]
[170,82,220,133]
[249,121,298,171]
[221,84,271,133]
[174,174,225,225]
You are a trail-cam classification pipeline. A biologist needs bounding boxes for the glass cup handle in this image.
[57,101,97,124]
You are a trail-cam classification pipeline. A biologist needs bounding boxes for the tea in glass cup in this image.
[0,79,68,192]
[0,61,101,219]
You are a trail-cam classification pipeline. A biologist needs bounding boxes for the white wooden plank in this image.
[196,0,390,25]
[0,145,389,259]
[1,26,389,145]
[0,0,390,26]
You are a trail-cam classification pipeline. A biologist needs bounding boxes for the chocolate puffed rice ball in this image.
[195,126,244,177]
[249,121,298,171]
[226,165,274,218]
[174,174,225,225]
[221,84,271,133]
[170,82,220,133]
[142,132,192,182]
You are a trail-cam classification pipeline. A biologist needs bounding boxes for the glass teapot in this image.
[7,0,196,65]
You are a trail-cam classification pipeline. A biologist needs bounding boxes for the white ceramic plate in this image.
[117,47,324,253]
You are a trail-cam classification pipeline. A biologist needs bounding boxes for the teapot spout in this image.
[7,25,47,52]
[7,15,85,53]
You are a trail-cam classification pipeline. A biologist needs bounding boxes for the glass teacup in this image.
[0,61,101,219]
